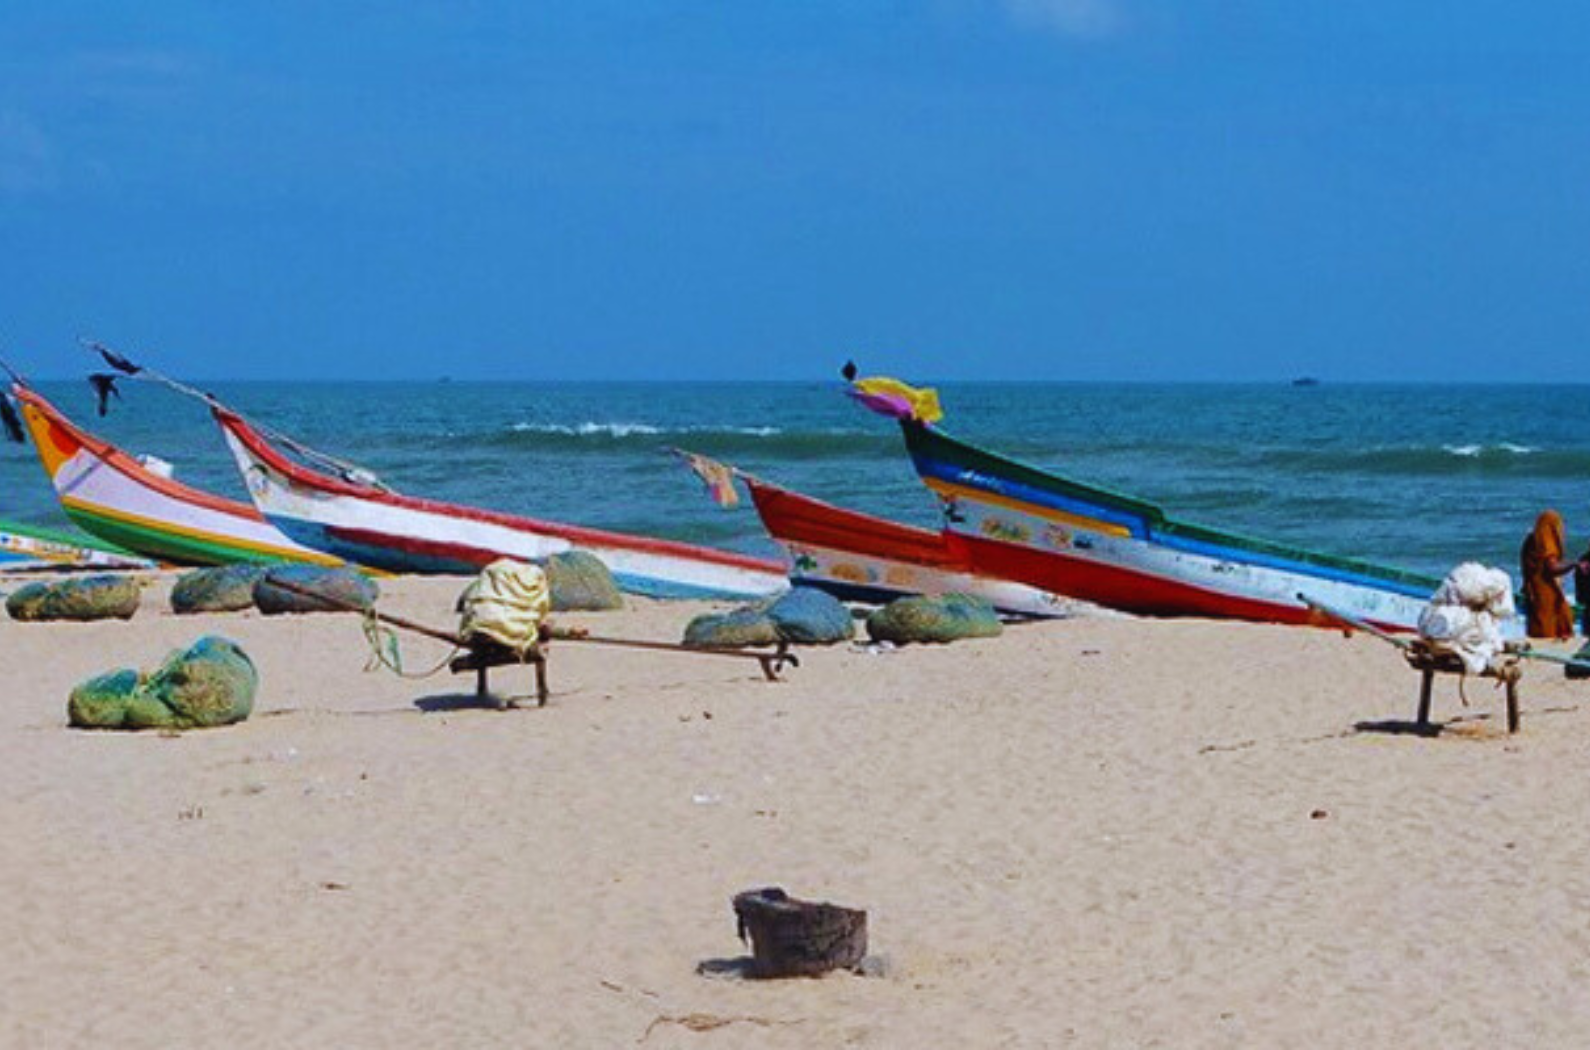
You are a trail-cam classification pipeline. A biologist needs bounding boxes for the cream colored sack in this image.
[1418,562,1516,674]
[459,559,551,654]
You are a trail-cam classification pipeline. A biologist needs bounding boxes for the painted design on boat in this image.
[744,475,1077,618]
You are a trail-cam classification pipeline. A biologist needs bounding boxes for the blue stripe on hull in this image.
[790,576,914,607]
[268,515,779,600]
[911,455,1150,537]
[609,572,780,601]
[268,518,478,574]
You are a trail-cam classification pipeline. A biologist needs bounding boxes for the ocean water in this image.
[3,380,1588,580]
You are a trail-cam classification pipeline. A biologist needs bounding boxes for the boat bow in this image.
[10,384,341,567]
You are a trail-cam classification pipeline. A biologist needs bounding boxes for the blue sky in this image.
[2,2,1587,381]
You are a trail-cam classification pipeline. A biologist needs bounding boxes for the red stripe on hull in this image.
[14,387,270,522]
[326,526,503,568]
[747,481,963,570]
[952,532,1339,628]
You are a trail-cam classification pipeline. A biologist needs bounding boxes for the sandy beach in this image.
[4,572,1589,1048]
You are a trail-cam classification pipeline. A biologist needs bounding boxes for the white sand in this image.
[3,573,1588,1047]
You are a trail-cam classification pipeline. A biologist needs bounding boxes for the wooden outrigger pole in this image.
[266,577,799,705]
[1300,591,1590,671]
[1297,591,1590,734]
[1297,593,1411,649]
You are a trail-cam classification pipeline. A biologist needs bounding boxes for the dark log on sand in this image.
[732,887,867,978]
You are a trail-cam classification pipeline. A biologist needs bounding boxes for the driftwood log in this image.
[732,887,867,978]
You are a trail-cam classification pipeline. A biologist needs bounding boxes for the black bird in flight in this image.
[0,395,23,444]
[88,373,123,417]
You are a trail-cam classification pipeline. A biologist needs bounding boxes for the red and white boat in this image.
[841,372,1447,631]
[214,408,788,599]
[894,417,1440,630]
[744,475,1077,617]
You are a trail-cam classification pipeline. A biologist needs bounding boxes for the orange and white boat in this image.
[10,382,341,567]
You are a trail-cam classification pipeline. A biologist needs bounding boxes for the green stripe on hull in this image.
[904,420,1166,523]
[62,507,306,567]
[0,517,142,557]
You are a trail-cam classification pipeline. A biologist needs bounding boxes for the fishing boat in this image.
[841,374,1441,631]
[213,408,789,599]
[744,475,1077,617]
[0,518,155,572]
[9,384,343,567]
[894,420,1440,630]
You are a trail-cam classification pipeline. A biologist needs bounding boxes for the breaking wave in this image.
[476,421,899,459]
[1441,442,1538,457]
[508,421,781,439]
[1252,443,1587,477]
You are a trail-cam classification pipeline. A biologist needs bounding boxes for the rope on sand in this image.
[361,606,461,679]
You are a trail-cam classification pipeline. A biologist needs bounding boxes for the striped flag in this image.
[672,449,740,508]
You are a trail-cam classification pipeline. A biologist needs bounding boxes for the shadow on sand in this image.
[1353,710,1499,739]
[1352,719,1444,738]
[695,957,757,980]
[413,692,543,713]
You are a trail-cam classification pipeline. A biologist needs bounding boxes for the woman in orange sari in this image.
[1520,510,1580,639]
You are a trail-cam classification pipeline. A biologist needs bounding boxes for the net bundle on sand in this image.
[68,636,258,731]
[6,574,141,622]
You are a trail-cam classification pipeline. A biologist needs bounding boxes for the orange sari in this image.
[1521,510,1574,639]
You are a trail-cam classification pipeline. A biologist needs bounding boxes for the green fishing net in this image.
[866,593,1003,645]
[7,575,141,621]
[67,637,257,731]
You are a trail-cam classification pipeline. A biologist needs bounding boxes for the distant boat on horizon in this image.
[1291,376,1321,387]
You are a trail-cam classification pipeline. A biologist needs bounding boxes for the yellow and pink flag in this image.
[846,375,943,425]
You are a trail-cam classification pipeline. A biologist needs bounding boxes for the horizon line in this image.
[16,374,1590,387]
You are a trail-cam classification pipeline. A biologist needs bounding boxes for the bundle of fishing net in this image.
[68,636,258,730]
[1417,562,1516,673]
[458,559,551,655]
[767,587,855,644]
[171,563,272,614]
[253,565,378,615]
[866,593,1003,645]
[6,574,141,621]
[683,587,854,648]
[684,601,783,648]
[545,550,623,611]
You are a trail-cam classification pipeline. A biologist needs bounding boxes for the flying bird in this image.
[0,395,23,444]
[88,373,123,417]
